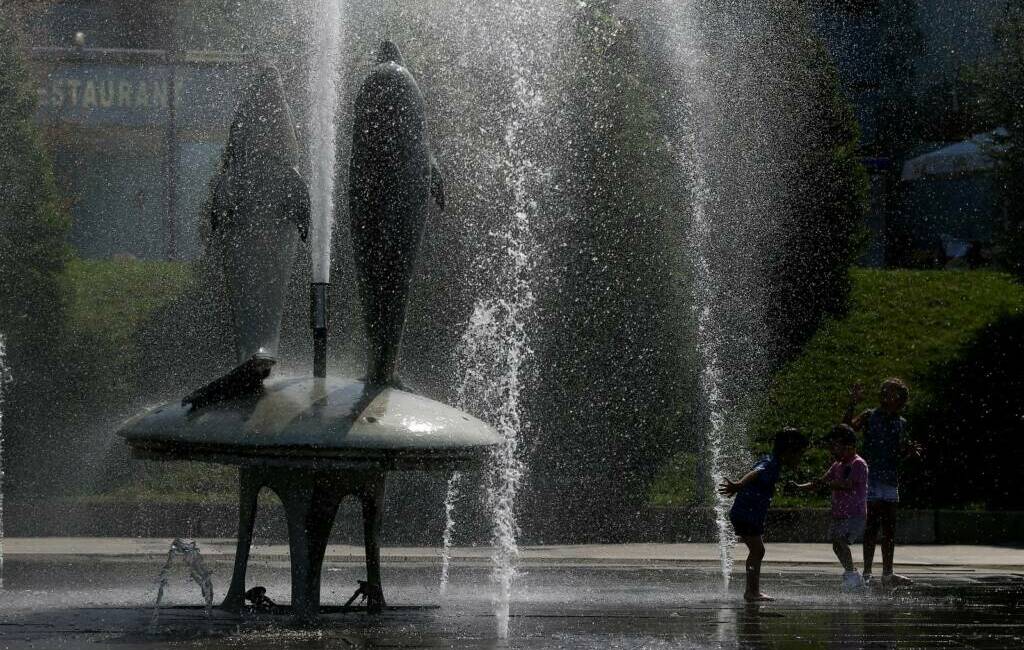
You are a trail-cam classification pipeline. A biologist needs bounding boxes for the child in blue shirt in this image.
[719,428,809,601]
[845,378,920,586]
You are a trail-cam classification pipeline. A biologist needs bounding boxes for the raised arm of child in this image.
[843,383,871,431]
[718,468,761,497]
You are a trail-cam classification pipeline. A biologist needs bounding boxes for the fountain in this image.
[3,1,1022,647]
[307,0,344,378]
[117,43,501,623]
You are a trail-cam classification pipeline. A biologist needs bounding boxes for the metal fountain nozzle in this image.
[310,282,329,378]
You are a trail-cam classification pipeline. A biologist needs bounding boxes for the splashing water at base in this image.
[151,538,214,628]
[438,471,462,596]
[455,292,534,639]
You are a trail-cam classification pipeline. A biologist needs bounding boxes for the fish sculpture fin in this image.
[181,355,275,411]
[430,155,445,211]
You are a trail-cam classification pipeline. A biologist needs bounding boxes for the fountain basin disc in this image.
[119,375,500,470]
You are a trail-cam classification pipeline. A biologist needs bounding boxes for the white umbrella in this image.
[901,128,1009,181]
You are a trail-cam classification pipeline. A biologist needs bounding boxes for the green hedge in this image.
[0,10,71,413]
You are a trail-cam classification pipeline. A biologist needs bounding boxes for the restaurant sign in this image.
[36,64,238,129]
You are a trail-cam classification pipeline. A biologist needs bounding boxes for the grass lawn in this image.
[63,258,195,346]
[61,257,195,399]
[651,268,1024,507]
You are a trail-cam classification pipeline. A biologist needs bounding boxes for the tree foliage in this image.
[0,8,72,495]
[0,11,71,405]
[765,3,870,359]
[976,2,1024,278]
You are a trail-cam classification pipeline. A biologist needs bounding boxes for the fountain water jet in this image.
[687,145,738,589]
[455,297,534,640]
[150,538,214,628]
[0,334,8,589]
[438,470,461,596]
[307,0,344,377]
[429,1,570,636]
[307,0,343,283]
[644,0,791,587]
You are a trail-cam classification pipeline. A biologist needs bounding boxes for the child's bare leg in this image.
[740,536,772,601]
[832,536,855,572]
[879,503,897,575]
[863,503,881,576]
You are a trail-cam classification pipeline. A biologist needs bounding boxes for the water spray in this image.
[438,471,462,596]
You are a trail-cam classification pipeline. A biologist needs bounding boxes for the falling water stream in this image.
[649,0,778,588]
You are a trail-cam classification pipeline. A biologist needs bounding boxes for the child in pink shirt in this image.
[795,425,868,589]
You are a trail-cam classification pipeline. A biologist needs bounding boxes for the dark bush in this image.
[905,311,1024,510]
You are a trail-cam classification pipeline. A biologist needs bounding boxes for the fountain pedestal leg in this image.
[219,466,387,622]
[222,469,262,611]
[360,474,386,613]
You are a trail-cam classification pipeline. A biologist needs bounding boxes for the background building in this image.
[22,1,262,260]
[23,1,1007,266]
[813,0,1005,266]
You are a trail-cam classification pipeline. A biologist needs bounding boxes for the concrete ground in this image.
[0,539,1021,648]
[9,538,1024,568]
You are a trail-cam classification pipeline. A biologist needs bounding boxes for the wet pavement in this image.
[0,548,1021,648]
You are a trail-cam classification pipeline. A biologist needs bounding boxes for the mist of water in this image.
[307,0,345,284]
[425,0,570,638]
[150,538,214,628]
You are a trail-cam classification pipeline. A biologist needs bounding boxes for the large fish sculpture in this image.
[184,64,310,409]
[350,41,444,387]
